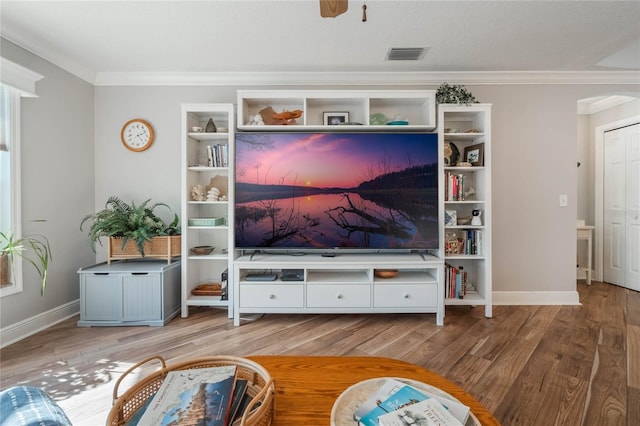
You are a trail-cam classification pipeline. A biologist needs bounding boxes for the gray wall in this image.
[0,39,95,328]
[2,36,639,334]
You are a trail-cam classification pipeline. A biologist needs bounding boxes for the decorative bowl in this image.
[374,269,399,279]
[190,245,215,255]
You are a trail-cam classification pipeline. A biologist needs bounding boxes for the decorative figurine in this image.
[471,209,482,226]
[205,118,217,133]
[191,185,206,201]
[207,187,221,201]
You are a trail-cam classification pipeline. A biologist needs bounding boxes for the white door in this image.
[603,123,640,291]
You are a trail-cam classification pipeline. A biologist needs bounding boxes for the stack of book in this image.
[445,264,468,299]
[446,173,466,201]
[354,379,470,426]
[207,144,229,168]
[133,365,254,426]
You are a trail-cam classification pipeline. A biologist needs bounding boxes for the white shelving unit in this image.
[234,253,444,326]
[438,104,492,317]
[181,104,235,318]
[237,90,436,131]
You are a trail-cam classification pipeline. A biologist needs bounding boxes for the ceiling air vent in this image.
[385,47,428,61]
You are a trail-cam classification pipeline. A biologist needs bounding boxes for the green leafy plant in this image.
[1,231,52,296]
[436,83,479,105]
[80,196,180,256]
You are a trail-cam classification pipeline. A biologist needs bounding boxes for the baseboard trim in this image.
[493,291,581,305]
[0,300,79,349]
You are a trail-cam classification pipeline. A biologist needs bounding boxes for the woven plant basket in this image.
[108,236,181,264]
[0,254,9,286]
[107,355,274,426]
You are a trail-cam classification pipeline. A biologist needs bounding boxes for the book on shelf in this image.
[377,398,464,426]
[136,365,237,426]
[445,264,468,299]
[446,172,466,202]
[206,144,229,168]
[354,379,470,426]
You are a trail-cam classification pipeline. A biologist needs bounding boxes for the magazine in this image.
[136,366,237,426]
[359,385,427,426]
[355,379,470,426]
[378,398,464,426]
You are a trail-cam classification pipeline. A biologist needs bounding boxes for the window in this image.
[0,58,43,297]
[1,85,24,295]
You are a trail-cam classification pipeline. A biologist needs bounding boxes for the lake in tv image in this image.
[235,132,439,250]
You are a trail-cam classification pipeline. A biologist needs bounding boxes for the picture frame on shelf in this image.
[323,112,349,125]
[445,210,457,227]
[464,143,484,166]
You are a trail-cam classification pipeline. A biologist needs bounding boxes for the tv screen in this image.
[235,132,439,252]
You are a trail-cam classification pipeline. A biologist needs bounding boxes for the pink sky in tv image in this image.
[236,133,437,188]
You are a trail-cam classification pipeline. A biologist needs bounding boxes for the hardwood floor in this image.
[1,280,638,425]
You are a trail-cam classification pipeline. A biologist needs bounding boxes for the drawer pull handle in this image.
[403,293,410,299]
[337,294,343,299]
[269,294,276,299]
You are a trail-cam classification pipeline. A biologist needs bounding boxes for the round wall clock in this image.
[121,119,154,152]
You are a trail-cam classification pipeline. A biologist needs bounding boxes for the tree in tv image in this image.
[234,132,439,250]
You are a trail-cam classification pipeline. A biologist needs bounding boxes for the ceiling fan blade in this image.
[320,0,348,18]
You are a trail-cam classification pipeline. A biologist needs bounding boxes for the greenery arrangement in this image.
[436,83,479,105]
[1,231,52,296]
[80,196,180,256]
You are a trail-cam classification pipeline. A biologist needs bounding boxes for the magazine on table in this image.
[378,398,464,426]
[136,365,237,426]
[354,379,470,426]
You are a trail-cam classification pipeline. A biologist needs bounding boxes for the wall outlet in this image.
[559,194,568,207]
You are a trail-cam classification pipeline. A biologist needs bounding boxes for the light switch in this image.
[559,194,568,207]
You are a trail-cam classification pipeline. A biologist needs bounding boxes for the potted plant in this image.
[80,196,181,262]
[1,231,52,296]
[436,83,479,105]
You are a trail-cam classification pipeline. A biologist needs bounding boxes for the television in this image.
[234,132,439,252]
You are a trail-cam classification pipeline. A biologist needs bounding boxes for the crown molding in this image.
[0,57,44,97]
[94,70,640,87]
[577,95,637,115]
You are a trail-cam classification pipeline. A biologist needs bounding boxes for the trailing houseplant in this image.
[80,196,180,256]
[1,231,52,296]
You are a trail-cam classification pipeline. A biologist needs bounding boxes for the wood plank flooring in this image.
[1,280,638,425]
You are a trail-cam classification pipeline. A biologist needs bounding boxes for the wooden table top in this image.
[248,355,500,426]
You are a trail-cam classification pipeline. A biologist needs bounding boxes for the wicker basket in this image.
[0,254,9,286]
[108,236,181,264]
[107,355,274,426]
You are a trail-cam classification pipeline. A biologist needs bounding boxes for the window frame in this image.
[1,58,43,297]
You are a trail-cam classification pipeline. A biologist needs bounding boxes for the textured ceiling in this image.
[1,1,639,84]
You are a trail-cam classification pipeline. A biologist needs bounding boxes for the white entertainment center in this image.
[180,90,492,326]
[234,252,443,326]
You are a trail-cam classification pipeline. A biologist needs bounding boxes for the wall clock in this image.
[121,119,154,152]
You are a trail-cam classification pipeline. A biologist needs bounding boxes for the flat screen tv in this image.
[235,132,439,252]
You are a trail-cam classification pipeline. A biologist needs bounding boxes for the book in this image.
[377,398,464,426]
[228,379,248,422]
[136,365,237,426]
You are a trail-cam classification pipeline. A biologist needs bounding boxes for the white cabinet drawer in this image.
[307,285,371,308]
[240,284,304,308]
[374,284,437,308]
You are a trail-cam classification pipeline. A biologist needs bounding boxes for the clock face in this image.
[121,119,154,152]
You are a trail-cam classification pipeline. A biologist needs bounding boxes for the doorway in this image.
[594,113,640,291]
[603,123,640,290]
